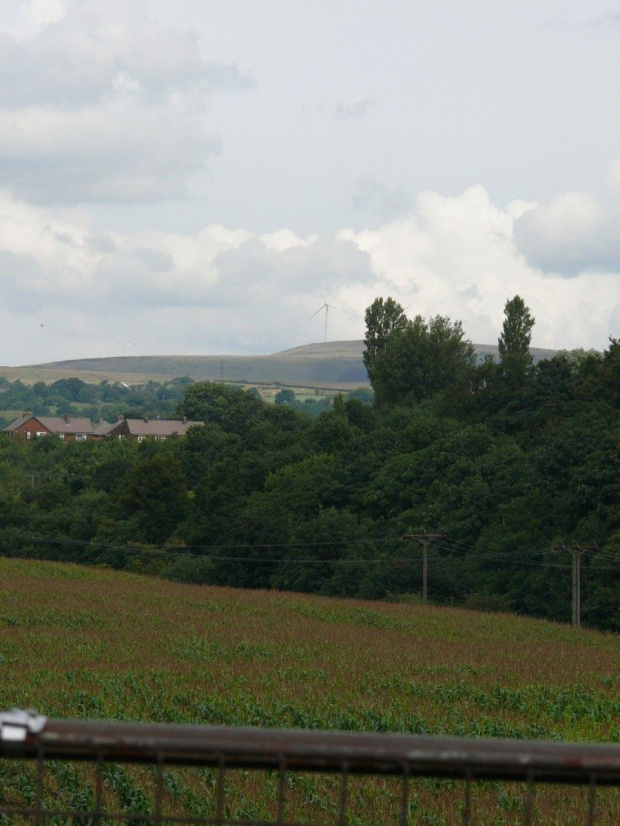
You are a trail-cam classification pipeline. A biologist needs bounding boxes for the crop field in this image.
[1,557,620,823]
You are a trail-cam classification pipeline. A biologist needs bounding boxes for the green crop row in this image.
[2,557,620,823]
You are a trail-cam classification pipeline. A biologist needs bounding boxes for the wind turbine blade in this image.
[326,304,341,311]
[308,305,325,321]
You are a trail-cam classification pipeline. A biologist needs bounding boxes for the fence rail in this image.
[2,711,620,824]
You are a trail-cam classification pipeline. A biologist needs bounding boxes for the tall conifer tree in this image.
[498,295,535,385]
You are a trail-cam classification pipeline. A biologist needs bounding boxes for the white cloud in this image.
[212,235,373,305]
[0,0,253,204]
[606,158,620,195]
[514,162,620,276]
[8,0,67,38]
[0,97,219,203]
[1,183,620,364]
[0,0,250,109]
[514,192,612,275]
[259,229,317,252]
[0,189,376,360]
[345,185,620,350]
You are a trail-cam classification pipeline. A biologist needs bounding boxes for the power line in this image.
[1,529,583,569]
[0,513,583,564]
[3,519,620,573]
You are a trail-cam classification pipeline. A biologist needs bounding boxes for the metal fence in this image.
[2,710,620,824]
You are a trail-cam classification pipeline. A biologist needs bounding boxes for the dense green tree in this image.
[51,377,90,402]
[179,382,266,433]
[260,454,337,520]
[370,314,476,406]
[498,295,535,386]
[275,388,295,405]
[363,297,409,383]
[161,556,216,585]
[116,454,189,544]
[270,507,373,596]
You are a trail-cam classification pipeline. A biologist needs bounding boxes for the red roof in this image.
[4,415,94,435]
[122,419,203,437]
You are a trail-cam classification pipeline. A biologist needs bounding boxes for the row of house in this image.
[3,413,203,442]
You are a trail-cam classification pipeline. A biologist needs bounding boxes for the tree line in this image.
[0,375,195,426]
[1,296,620,630]
[0,375,339,428]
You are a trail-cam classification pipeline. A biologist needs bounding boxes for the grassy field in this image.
[1,557,620,823]
[0,365,180,385]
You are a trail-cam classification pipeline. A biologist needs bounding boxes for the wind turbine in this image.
[309,287,340,343]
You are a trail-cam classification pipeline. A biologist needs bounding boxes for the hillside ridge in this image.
[9,340,560,387]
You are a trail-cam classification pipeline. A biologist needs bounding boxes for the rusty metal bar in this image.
[398,766,409,826]
[4,716,620,785]
[587,772,597,826]
[523,770,535,826]
[461,771,471,826]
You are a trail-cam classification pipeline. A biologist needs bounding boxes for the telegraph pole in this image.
[402,531,446,605]
[554,542,598,629]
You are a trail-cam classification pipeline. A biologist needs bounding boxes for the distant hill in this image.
[11,340,559,388]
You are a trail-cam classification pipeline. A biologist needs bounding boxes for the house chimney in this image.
[64,414,70,423]
[22,409,29,418]
[183,415,187,424]
[117,414,125,422]
[144,416,149,424]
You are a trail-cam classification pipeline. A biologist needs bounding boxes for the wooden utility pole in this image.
[402,531,446,605]
[554,542,598,629]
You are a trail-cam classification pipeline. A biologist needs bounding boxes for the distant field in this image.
[1,557,619,823]
[0,365,179,385]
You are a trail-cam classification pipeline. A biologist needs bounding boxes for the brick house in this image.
[4,413,202,442]
[3,414,95,441]
[103,415,203,441]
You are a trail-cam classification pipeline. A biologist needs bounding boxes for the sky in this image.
[1,0,620,363]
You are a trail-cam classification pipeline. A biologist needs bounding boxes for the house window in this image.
[137,436,144,442]
[35,431,47,437]
[26,431,31,439]
[59,433,65,440]
[75,434,87,441]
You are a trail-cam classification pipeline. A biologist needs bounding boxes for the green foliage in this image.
[498,295,535,363]
[371,314,476,407]
[116,454,189,544]
[161,555,216,585]
[362,296,409,381]
[178,382,266,433]
[0,375,194,423]
[275,388,295,405]
[497,295,535,387]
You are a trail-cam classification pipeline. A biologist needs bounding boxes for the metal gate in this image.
[2,710,620,824]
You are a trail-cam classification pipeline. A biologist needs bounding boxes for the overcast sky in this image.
[1,0,620,364]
